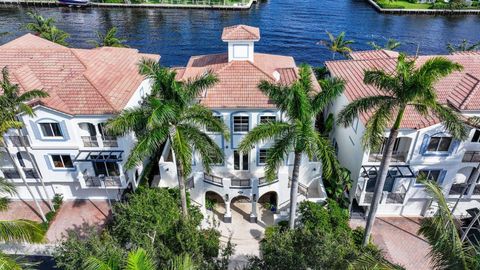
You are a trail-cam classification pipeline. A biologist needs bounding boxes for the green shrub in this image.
[53,193,63,210]
[377,2,406,8]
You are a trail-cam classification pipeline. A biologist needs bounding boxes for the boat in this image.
[58,0,90,7]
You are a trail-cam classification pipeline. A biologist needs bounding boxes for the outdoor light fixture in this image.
[225,194,229,202]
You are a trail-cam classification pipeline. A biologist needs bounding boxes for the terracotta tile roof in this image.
[0,34,160,115]
[221,25,260,41]
[177,52,321,109]
[326,50,480,129]
[349,49,399,60]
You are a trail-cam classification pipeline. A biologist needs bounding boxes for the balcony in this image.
[81,136,99,147]
[23,168,39,179]
[1,168,39,179]
[204,173,223,186]
[259,176,278,186]
[449,184,468,195]
[231,178,251,188]
[84,175,122,187]
[102,136,118,148]
[5,136,30,147]
[368,151,409,162]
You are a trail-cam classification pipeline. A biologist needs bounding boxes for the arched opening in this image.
[257,191,277,225]
[450,166,476,195]
[230,195,251,222]
[78,122,98,147]
[369,136,412,162]
[205,191,225,221]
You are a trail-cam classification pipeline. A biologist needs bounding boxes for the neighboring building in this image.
[157,25,326,223]
[325,50,480,217]
[0,34,160,200]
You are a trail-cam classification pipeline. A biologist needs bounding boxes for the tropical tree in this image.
[24,12,69,46]
[338,54,468,246]
[447,40,480,54]
[368,38,401,51]
[89,27,128,48]
[106,59,228,218]
[0,67,51,221]
[238,64,344,229]
[0,177,45,269]
[84,248,156,270]
[319,31,354,59]
[419,180,479,270]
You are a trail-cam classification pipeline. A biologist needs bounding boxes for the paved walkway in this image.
[0,199,111,243]
[206,202,274,269]
[350,217,432,270]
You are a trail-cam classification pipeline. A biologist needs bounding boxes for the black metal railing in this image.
[203,173,223,186]
[84,175,122,187]
[2,169,20,179]
[369,151,408,162]
[81,136,99,147]
[102,136,118,147]
[231,178,251,187]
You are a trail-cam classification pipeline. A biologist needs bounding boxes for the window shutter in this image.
[419,134,430,155]
[448,139,460,155]
[438,170,447,185]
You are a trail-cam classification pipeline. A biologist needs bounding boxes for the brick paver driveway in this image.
[351,217,432,270]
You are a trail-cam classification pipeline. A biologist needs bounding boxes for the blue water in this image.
[1,1,480,67]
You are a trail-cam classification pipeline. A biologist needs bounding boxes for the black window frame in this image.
[51,154,74,168]
[418,169,441,182]
[259,115,276,124]
[233,116,249,133]
[258,149,270,165]
[427,136,452,152]
[39,122,63,137]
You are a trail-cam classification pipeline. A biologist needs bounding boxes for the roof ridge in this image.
[81,73,117,111]
[238,25,258,39]
[244,60,276,81]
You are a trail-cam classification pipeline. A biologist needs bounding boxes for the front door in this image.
[234,150,249,171]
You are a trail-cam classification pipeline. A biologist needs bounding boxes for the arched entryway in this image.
[230,195,252,222]
[257,191,277,225]
[450,166,476,195]
[205,191,226,222]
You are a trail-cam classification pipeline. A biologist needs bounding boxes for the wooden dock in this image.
[0,0,255,10]
[367,0,480,15]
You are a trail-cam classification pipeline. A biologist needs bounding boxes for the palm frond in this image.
[237,121,292,154]
[430,103,468,141]
[361,101,396,149]
[171,127,193,177]
[181,104,230,140]
[363,70,400,95]
[83,256,117,270]
[105,107,148,136]
[125,248,156,270]
[264,130,296,181]
[348,252,404,270]
[125,127,169,169]
[0,177,17,196]
[168,254,196,270]
[0,219,44,243]
[311,77,345,115]
[0,252,22,270]
[182,72,218,101]
[337,96,396,127]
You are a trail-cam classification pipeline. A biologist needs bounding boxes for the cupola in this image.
[221,25,260,63]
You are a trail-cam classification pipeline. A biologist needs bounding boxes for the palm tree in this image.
[419,180,479,270]
[0,67,54,212]
[338,54,468,246]
[106,59,228,218]
[368,38,401,51]
[319,31,354,59]
[25,12,55,36]
[0,177,45,269]
[238,64,344,229]
[447,40,480,54]
[0,67,50,221]
[89,27,128,48]
[24,12,69,46]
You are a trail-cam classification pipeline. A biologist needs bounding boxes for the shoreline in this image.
[367,0,480,15]
[0,0,255,10]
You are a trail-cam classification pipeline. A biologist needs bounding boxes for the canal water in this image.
[1,0,480,66]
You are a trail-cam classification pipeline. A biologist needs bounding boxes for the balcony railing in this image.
[258,176,278,186]
[84,175,122,187]
[203,173,223,186]
[81,136,99,147]
[368,151,408,162]
[6,136,30,147]
[1,169,20,179]
[102,136,118,147]
[463,151,480,162]
[23,168,39,179]
[231,178,251,187]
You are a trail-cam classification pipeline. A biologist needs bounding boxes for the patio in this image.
[0,199,111,243]
[350,217,433,270]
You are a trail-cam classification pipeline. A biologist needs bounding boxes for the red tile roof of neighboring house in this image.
[326,50,480,129]
[221,25,260,41]
[0,34,160,115]
[176,53,321,109]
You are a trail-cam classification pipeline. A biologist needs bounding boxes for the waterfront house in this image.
[0,34,160,200]
[156,25,327,223]
[325,50,480,217]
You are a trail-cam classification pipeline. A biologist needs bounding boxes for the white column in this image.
[250,189,257,223]
[224,197,232,223]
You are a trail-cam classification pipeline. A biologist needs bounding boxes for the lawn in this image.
[375,0,433,9]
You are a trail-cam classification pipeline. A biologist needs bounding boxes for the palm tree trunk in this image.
[17,129,54,211]
[288,151,302,229]
[175,158,188,218]
[362,108,404,246]
[3,146,46,222]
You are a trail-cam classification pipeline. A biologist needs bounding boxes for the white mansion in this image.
[0,34,160,201]
[326,50,480,217]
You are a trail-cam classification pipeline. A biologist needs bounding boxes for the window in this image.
[258,149,270,165]
[233,116,249,132]
[51,155,73,168]
[472,130,480,142]
[427,136,452,152]
[233,44,249,59]
[40,123,62,137]
[260,115,276,124]
[418,170,441,182]
[234,150,249,170]
[90,155,120,177]
[207,116,222,132]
